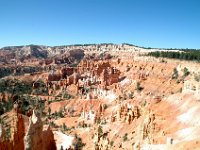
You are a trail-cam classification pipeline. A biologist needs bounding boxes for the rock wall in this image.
[0,112,26,150]
[24,110,56,150]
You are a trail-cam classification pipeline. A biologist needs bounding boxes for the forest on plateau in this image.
[148,49,200,62]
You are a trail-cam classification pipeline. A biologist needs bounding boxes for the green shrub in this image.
[103,104,108,110]
[136,82,143,91]
[50,121,57,128]
[5,127,11,139]
[183,67,190,77]
[194,73,200,82]
[110,141,114,146]
[98,126,103,136]
[73,134,85,150]
[123,133,128,142]
[48,107,51,116]
[58,108,64,118]
[63,123,68,131]
[172,68,178,79]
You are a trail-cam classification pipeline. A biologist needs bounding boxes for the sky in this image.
[0,0,200,49]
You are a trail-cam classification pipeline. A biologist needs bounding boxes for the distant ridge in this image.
[1,43,200,51]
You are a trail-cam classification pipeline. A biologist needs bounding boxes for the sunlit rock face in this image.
[0,112,26,150]
[24,110,56,150]
[2,44,200,150]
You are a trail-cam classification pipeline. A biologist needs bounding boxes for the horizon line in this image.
[1,43,200,50]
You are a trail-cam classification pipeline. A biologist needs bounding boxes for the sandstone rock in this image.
[24,110,56,150]
[0,112,26,150]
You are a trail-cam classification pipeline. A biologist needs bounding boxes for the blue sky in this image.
[0,0,200,48]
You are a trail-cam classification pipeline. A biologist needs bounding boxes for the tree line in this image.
[147,50,200,62]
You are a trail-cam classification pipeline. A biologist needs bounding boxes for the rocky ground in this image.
[0,44,200,150]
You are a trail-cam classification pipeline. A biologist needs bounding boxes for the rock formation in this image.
[1,44,200,149]
[0,112,26,150]
[24,110,56,150]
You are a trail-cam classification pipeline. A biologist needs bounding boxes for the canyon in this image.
[0,43,200,150]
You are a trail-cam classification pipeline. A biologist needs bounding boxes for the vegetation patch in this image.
[148,50,200,62]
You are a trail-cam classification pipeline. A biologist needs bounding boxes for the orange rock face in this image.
[0,112,26,150]
[24,110,56,150]
[2,44,200,149]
